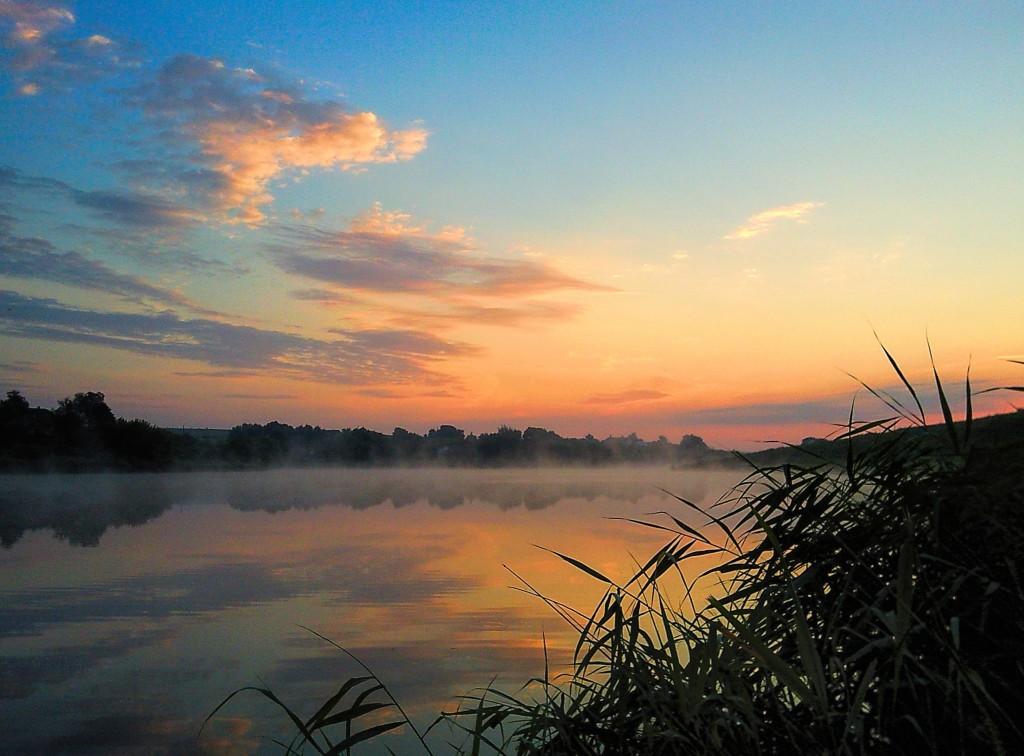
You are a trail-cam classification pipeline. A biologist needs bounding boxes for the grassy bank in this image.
[208,352,1024,754]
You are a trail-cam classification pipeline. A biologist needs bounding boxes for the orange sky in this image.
[2,2,1022,449]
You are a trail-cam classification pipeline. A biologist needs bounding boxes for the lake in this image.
[0,466,743,754]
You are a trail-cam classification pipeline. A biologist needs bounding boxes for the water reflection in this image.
[1,467,714,548]
[0,466,739,754]
[0,474,179,547]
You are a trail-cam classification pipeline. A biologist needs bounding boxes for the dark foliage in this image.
[0,389,197,472]
[0,388,727,471]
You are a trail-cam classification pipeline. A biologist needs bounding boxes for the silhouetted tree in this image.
[0,390,32,441]
[340,427,392,464]
[225,423,289,465]
[0,390,50,467]
[51,391,116,463]
[392,427,425,461]
[0,389,29,417]
[55,391,116,432]
[677,433,712,465]
[106,418,189,471]
[477,425,523,464]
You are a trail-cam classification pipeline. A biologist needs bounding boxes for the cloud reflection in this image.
[0,467,733,754]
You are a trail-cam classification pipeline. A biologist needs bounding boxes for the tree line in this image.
[0,389,728,472]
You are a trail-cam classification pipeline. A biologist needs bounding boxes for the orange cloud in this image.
[273,203,611,300]
[0,289,478,387]
[388,300,584,329]
[135,55,429,224]
[724,201,824,240]
[0,0,74,49]
[0,0,129,92]
[584,389,670,405]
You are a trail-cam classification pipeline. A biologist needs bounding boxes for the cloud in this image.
[0,0,134,94]
[354,386,462,400]
[724,201,824,240]
[0,0,75,63]
[0,290,476,385]
[70,187,205,229]
[0,166,203,231]
[294,286,582,329]
[0,626,178,700]
[0,358,37,372]
[677,395,855,427]
[0,212,210,311]
[172,369,259,378]
[223,393,296,400]
[389,300,584,329]
[290,287,361,305]
[584,389,670,405]
[1,166,242,280]
[290,206,325,220]
[273,204,612,299]
[130,54,428,223]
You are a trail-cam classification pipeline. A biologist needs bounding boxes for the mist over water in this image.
[0,465,741,754]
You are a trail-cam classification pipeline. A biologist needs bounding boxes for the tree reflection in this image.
[0,475,175,547]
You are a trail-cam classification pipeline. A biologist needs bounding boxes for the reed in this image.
[201,626,435,755]
[211,346,1024,754]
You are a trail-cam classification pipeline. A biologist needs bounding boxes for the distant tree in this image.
[426,424,470,464]
[0,389,30,416]
[678,433,712,466]
[0,389,48,466]
[523,427,558,443]
[55,391,116,432]
[428,424,465,442]
[392,427,424,461]
[679,434,709,453]
[522,427,560,462]
[0,390,32,437]
[340,427,392,464]
[225,423,290,465]
[105,418,188,471]
[50,391,116,464]
[477,425,523,464]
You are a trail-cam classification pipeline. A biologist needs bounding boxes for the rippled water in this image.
[0,466,741,754]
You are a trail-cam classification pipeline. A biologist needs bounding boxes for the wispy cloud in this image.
[0,358,39,375]
[0,166,204,231]
[223,393,296,400]
[677,395,854,427]
[290,287,361,305]
[291,283,583,330]
[290,207,326,221]
[724,201,824,241]
[129,54,428,224]
[273,203,611,299]
[390,300,584,329]
[0,290,478,386]
[0,212,208,311]
[71,187,205,229]
[584,389,670,405]
[0,0,135,94]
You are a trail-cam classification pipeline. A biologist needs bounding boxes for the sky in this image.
[1,1,1022,449]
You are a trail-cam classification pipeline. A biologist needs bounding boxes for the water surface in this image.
[0,466,741,754]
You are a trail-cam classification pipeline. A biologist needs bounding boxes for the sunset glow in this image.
[2,1,1021,449]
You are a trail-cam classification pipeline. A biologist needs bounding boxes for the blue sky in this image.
[2,1,1022,448]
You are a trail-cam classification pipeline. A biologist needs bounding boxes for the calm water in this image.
[0,466,741,754]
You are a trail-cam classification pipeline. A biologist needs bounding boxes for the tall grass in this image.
[202,627,435,755]
[208,347,1024,754]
